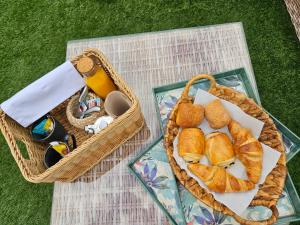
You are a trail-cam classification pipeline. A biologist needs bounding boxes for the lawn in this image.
[0,0,299,224]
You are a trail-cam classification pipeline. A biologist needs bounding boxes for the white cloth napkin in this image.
[1,61,85,127]
[173,89,281,216]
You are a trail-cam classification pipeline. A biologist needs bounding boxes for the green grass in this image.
[0,0,299,224]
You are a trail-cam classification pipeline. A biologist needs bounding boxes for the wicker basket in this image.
[66,93,106,129]
[164,74,287,225]
[0,49,144,183]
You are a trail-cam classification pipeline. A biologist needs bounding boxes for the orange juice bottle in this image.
[76,56,117,99]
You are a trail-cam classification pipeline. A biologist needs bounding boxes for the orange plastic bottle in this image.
[76,57,117,99]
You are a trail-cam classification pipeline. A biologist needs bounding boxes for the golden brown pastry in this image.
[176,102,204,128]
[228,120,252,148]
[188,163,255,193]
[228,120,263,184]
[205,132,235,167]
[178,128,205,162]
[204,99,231,129]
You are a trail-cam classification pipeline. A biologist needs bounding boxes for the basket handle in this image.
[67,134,77,149]
[181,74,217,100]
[0,112,31,179]
[231,200,278,225]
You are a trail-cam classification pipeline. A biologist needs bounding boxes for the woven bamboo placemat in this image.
[51,22,259,225]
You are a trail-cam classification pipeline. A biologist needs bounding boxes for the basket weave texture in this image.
[164,74,287,225]
[66,93,106,129]
[0,49,144,183]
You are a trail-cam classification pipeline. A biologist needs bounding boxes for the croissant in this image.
[188,163,255,193]
[205,132,235,167]
[228,120,263,184]
[178,128,205,162]
[204,99,231,129]
[176,102,204,128]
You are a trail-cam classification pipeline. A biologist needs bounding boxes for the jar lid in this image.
[76,57,95,75]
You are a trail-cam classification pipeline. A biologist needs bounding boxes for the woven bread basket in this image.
[66,93,106,129]
[0,48,144,183]
[164,74,287,225]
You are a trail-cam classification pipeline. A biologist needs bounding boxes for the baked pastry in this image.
[228,120,263,184]
[188,163,255,193]
[204,99,231,129]
[176,102,204,128]
[227,120,252,148]
[205,132,235,167]
[178,128,205,162]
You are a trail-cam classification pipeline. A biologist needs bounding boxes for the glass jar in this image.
[76,56,117,99]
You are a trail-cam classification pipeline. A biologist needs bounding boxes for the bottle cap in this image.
[76,57,95,76]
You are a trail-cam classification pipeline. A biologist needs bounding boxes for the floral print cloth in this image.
[131,139,295,225]
[133,141,186,225]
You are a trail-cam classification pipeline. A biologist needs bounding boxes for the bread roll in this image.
[204,99,231,129]
[176,102,204,128]
[205,132,235,167]
[228,120,263,184]
[188,163,255,193]
[178,128,205,162]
